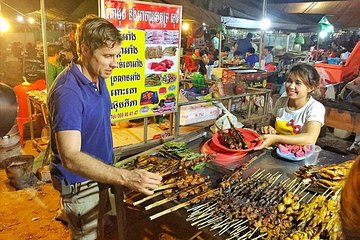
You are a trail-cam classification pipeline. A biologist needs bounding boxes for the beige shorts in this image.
[62,181,99,240]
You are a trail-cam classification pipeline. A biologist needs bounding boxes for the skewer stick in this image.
[210,220,233,232]
[215,222,231,236]
[286,178,298,189]
[198,216,223,229]
[231,225,248,235]
[155,183,177,191]
[191,214,212,226]
[150,201,190,220]
[187,205,216,221]
[307,193,318,203]
[269,174,282,188]
[145,196,175,210]
[218,219,237,236]
[197,215,222,226]
[187,202,208,212]
[298,184,311,194]
[210,217,231,230]
[247,227,258,239]
[299,192,310,202]
[280,178,289,186]
[251,233,267,240]
[149,189,218,220]
[236,231,251,240]
[133,191,162,206]
[229,219,248,234]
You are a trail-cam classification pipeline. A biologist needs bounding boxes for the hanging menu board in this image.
[101,0,182,122]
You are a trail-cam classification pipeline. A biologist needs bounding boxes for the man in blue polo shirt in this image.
[235,32,253,58]
[48,15,162,239]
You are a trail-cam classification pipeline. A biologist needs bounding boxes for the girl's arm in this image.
[255,121,322,150]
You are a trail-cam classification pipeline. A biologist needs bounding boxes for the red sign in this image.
[104,0,181,30]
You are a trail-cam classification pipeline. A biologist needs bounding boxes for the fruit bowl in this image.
[211,128,262,153]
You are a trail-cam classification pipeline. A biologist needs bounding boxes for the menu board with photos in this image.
[101,0,182,122]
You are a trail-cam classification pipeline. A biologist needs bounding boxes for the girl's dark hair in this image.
[340,156,360,239]
[200,49,208,57]
[288,63,320,88]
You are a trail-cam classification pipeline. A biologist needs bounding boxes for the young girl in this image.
[255,63,325,150]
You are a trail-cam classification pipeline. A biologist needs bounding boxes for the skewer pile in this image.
[286,190,343,240]
[133,153,215,176]
[186,169,313,240]
[295,160,354,190]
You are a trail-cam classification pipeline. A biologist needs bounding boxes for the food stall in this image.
[107,127,356,240]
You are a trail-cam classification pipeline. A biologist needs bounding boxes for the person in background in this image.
[59,47,74,68]
[227,43,236,59]
[263,46,274,65]
[198,49,210,76]
[243,47,259,67]
[47,15,162,239]
[340,155,360,239]
[221,46,231,59]
[255,63,325,150]
[212,32,220,51]
[47,44,64,87]
[3,42,23,87]
[235,32,253,58]
[25,42,37,58]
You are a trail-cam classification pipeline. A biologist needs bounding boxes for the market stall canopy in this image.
[213,0,323,32]
[0,0,220,26]
[147,0,220,27]
[0,0,98,22]
[269,0,360,29]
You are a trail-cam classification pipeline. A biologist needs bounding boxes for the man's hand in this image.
[123,169,162,196]
[260,125,276,135]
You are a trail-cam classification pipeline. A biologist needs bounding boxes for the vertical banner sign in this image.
[101,0,182,122]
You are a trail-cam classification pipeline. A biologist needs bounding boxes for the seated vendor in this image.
[243,47,259,67]
[263,46,274,64]
[198,49,210,76]
[255,63,325,150]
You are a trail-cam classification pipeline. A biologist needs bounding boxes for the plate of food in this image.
[211,128,262,153]
[276,144,314,161]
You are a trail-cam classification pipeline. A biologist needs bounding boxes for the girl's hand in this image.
[260,125,276,135]
[254,134,278,150]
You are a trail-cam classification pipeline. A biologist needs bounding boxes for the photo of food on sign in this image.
[152,93,176,113]
[145,74,162,86]
[146,30,179,44]
[146,30,164,44]
[145,46,177,59]
[140,91,159,105]
[148,59,175,72]
[162,73,177,84]
[164,30,179,44]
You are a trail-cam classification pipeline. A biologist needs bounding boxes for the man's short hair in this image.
[264,46,272,52]
[48,44,60,57]
[75,15,122,56]
[247,33,253,39]
[247,47,255,54]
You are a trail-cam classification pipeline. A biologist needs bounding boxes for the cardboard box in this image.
[180,103,220,125]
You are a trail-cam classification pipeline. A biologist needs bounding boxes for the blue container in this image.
[327,57,341,65]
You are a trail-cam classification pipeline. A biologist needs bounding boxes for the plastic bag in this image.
[213,102,243,130]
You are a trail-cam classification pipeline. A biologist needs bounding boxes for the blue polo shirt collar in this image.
[69,62,103,87]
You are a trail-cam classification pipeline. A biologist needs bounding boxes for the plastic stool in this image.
[16,117,29,145]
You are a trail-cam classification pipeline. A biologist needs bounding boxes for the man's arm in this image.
[55,130,162,195]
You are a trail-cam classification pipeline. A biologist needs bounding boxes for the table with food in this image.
[113,125,356,240]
